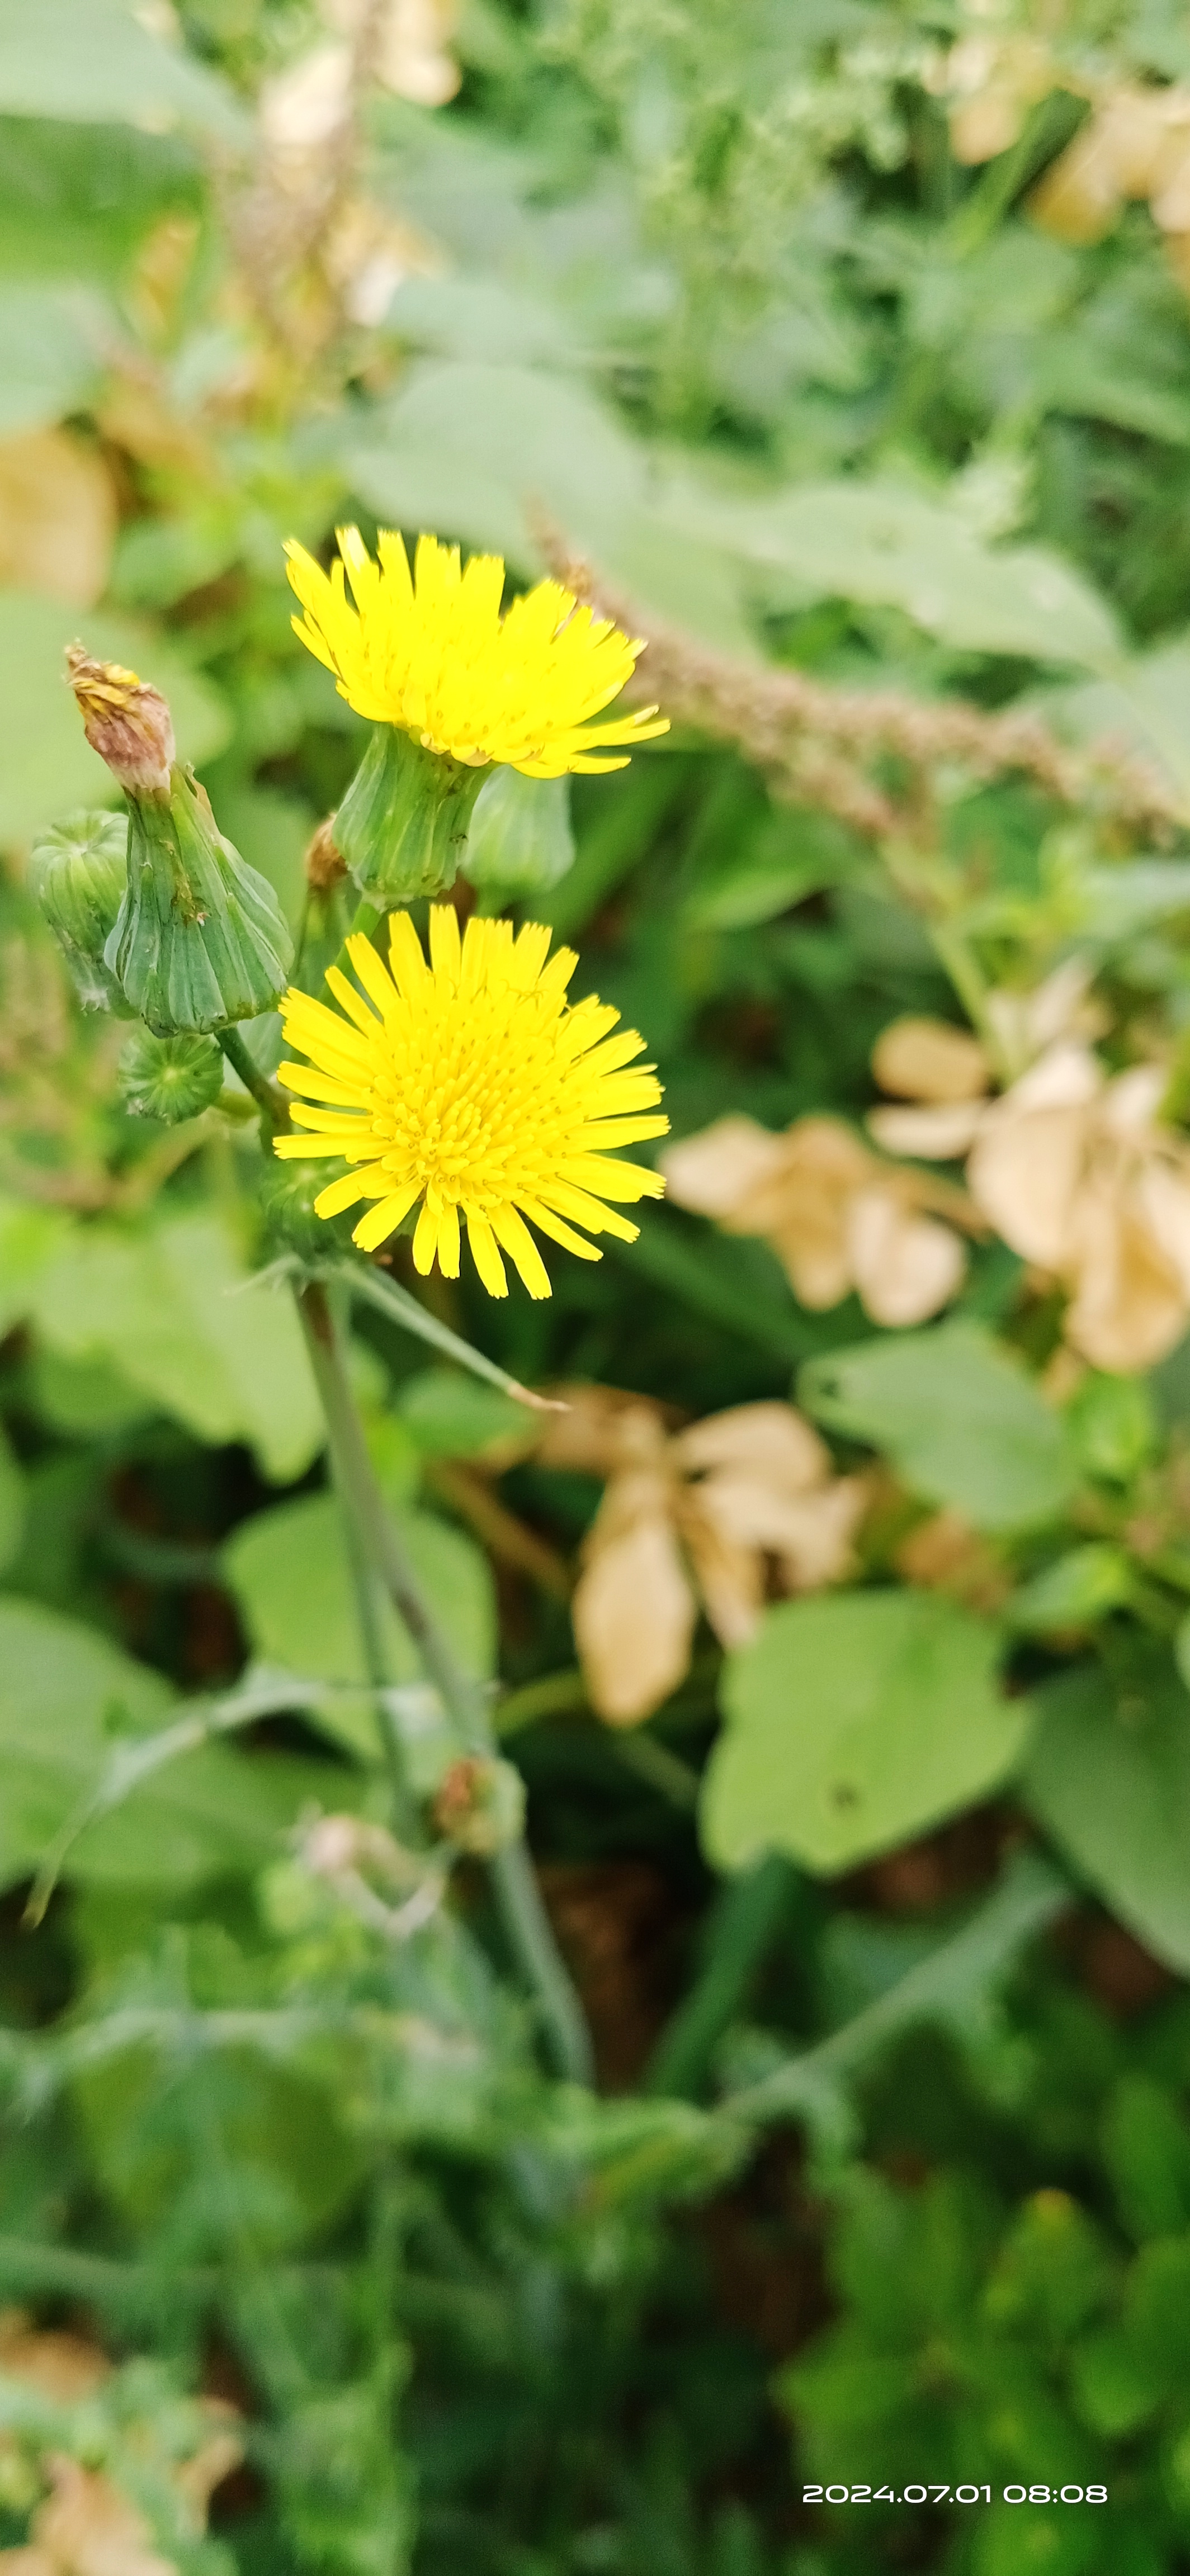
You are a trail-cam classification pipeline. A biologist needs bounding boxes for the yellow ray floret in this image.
[284,527,670,779]
[274,907,669,1298]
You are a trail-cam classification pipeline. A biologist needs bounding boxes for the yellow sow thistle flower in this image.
[273,906,669,1299]
[285,527,670,780]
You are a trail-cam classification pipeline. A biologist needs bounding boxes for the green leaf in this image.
[1049,634,1190,822]
[223,1489,496,1761]
[0,280,103,435]
[0,594,230,851]
[660,472,1122,669]
[1102,2076,1190,2244]
[31,1209,322,1484]
[0,0,246,140]
[1008,1544,1135,1633]
[801,1322,1076,1532]
[396,1367,534,1460]
[702,1589,1028,1874]
[0,1195,68,1339]
[1023,1657,1190,1973]
[0,1597,348,1894]
[0,1427,26,1579]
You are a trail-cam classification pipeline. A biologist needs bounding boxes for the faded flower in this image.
[662,1111,972,1328]
[536,1390,866,1725]
[867,994,1190,1374]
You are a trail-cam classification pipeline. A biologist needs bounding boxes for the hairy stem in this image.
[297,1279,594,2085]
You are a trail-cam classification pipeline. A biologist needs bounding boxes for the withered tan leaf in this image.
[867,1101,986,1159]
[672,1400,829,1492]
[31,2459,176,2576]
[871,1015,988,1104]
[0,432,115,608]
[572,1510,697,1726]
[660,1115,788,1220]
[847,1187,967,1327]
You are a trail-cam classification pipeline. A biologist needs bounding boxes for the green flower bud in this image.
[119,1029,225,1123]
[29,809,132,1013]
[257,1155,361,1262]
[463,769,575,898]
[107,766,294,1035]
[334,726,485,905]
[432,1754,526,1857]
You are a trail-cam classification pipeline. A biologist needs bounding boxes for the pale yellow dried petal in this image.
[774,1478,868,1594]
[1064,1178,1189,1373]
[573,1512,696,1725]
[660,1115,787,1220]
[867,1101,987,1159]
[673,1400,829,1494]
[680,1509,764,1650]
[968,1102,1090,1269]
[871,1015,989,1105]
[847,1187,966,1327]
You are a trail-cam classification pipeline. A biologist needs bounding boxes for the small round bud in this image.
[65,646,176,797]
[304,817,347,892]
[29,809,130,1012]
[119,1029,225,1123]
[258,1155,360,1261]
[433,1754,526,1857]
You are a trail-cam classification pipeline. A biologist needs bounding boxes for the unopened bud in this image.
[304,816,347,892]
[107,766,294,1035]
[29,809,131,1014]
[119,1027,224,1123]
[335,727,485,904]
[66,646,175,797]
[433,1754,526,1856]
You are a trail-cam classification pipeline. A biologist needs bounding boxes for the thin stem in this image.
[296,1280,593,2085]
[217,1025,290,1130]
[321,1286,419,1838]
[644,1853,795,2100]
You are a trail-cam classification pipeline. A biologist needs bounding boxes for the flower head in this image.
[285,527,669,778]
[273,906,668,1297]
[66,645,175,797]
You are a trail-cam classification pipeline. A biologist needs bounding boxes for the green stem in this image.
[928,923,1007,1077]
[644,1853,795,2101]
[332,897,384,979]
[296,1280,593,2085]
[217,1025,290,1130]
[317,1284,419,1839]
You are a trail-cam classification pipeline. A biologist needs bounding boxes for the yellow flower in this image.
[273,906,669,1297]
[284,527,669,777]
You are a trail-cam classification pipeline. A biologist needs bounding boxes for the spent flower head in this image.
[285,527,669,778]
[65,645,175,797]
[273,906,668,1298]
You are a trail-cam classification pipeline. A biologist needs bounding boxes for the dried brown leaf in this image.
[871,1015,989,1104]
[847,1187,967,1327]
[572,1512,697,1726]
[0,433,115,608]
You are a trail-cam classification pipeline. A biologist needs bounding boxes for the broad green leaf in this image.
[1049,635,1190,822]
[801,1322,1076,1532]
[0,117,200,285]
[0,1597,351,1893]
[0,1195,69,1339]
[0,281,103,435]
[31,1209,322,1484]
[0,1,245,140]
[0,1427,25,1576]
[346,361,755,650]
[224,1490,496,1760]
[0,594,230,850]
[1008,1544,1135,1632]
[660,473,1122,669]
[395,1367,535,1460]
[702,1590,1027,1875]
[1023,1657,1190,1973]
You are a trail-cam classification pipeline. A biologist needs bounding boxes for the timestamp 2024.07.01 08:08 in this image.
[802,2486,1108,2505]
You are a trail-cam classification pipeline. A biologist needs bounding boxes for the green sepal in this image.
[463,768,575,899]
[258,1157,362,1263]
[106,765,294,1035]
[335,726,486,903]
[119,1029,225,1123]
[29,809,133,1014]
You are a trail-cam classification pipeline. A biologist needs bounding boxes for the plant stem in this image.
[321,1285,419,1838]
[296,1279,594,2085]
[644,1853,796,2100]
[217,1025,290,1130]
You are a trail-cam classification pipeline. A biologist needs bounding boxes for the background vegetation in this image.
[10,1,1190,2570]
